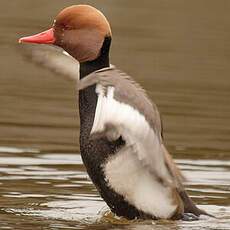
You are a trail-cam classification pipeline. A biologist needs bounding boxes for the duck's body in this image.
[79,67,178,219]
[19,5,209,220]
[78,64,203,220]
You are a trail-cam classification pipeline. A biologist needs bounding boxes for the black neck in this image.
[80,36,111,79]
[79,36,111,139]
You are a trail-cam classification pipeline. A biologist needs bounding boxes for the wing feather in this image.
[19,44,79,81]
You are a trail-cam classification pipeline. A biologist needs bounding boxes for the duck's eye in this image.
[55,22,73,31]
[62,24,74,30]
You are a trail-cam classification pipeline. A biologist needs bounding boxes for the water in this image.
[0,0,229,229]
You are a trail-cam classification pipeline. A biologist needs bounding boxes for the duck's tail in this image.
[179,190,214,217]
[162,144,214,218]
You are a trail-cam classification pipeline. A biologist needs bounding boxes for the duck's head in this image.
[19,5,112,63]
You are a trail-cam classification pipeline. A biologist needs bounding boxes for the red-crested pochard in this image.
[19,5,210,220]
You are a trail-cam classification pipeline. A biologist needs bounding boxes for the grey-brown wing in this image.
[18,44,79,81]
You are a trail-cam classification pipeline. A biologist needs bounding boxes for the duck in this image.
[19,5,209,220]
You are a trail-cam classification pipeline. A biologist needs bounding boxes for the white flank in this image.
[91,84,176,218]
[104,149,177,218]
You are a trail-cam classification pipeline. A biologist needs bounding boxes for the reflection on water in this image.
[0,0,229,229]
[0,150,229,229]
